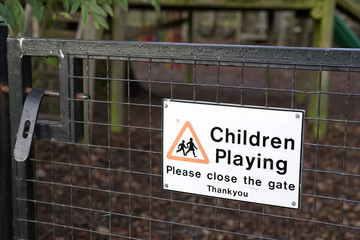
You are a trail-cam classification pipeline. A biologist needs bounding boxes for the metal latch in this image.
[11,86,90,162]
[14,88,45,162]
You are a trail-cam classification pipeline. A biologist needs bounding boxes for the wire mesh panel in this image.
[7,39,360,239]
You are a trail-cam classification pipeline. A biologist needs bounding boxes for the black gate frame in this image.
[1,31,360,239]
[0,22,12,240]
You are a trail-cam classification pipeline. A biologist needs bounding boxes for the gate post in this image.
[0,21,13,239]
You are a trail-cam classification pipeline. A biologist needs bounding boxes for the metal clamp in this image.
[14,88,45,162]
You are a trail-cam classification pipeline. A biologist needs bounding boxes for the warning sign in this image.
[166,121,209,164]
[162,99,305,209]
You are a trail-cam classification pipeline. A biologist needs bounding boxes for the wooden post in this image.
[235,11,243,44]
[295,15,312,103]
[309,0,336,138]
[337,0,360,21]
[81,17,104,143]
[110,2,127,133]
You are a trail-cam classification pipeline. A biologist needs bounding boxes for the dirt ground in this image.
[32,61,360,239]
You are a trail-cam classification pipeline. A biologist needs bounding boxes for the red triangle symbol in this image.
[166,121,209,164]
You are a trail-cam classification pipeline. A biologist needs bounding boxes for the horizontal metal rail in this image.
[7,38,360,71]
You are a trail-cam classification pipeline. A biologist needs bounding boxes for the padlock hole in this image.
[22,120,31,139]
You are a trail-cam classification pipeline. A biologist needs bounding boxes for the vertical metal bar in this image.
[191,195,195,239]
[214,198,218,240]
[312,68,323,239]
[127,56,132,238]
[286,210,290,239]
[265,64,270,107]
[191,60,197,240]
[69,57,84,142]
[240,62,244,105]
[8,45,36,238]
[50,141,55,238]
[261,207,265,238]
[291,65,296,109]
[7,36,37,240]
[106,56,112,239]
[339,68,351,239]
[192,60,197,101]
[148,57,153,239]
[17,59,37,240]
[170,58,174,99]
[215,60,220,239]
[0,21,13,240]
[69,55,83,239]
[85,54,93,239]
[237,203,241,240]
[169,58,174,239]
[216,61,220,103]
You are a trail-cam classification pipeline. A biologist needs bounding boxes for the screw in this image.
[164,103,168,108]
[292,201,296,206]
[296,113,300,119]
[165,184,168,188]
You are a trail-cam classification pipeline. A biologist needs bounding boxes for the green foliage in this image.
[0,0,25,33]
[59,12,72,19]
[116,0,129,12]
[81,5,89,26]
[44,56,59,68]
[0,0,161,34]
[148,0,160,13]
[26,0,45,22]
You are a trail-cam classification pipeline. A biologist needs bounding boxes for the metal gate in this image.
[1,27,360,239]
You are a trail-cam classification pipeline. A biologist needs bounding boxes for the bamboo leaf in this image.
[25,0,45,22]
[0,3,16,32]
[94,20,100,30]
[70,2,80,14]
[13,0,25,34]
[149,0,161,14]
[59,12,72,19]
[81,6,89,27]
[115,0,128,12]
[44,57,58,68]
[62,0,70,11]
[94,14,109,30]
[102,3,113,17]
[87,0,107,17]
[138,0,160,13]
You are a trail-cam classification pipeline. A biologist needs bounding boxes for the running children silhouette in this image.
[176,140,187,155]
[185,138,198,157]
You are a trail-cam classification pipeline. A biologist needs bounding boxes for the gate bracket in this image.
[14,88,45,162]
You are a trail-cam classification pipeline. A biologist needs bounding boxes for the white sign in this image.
[162,99,304,209]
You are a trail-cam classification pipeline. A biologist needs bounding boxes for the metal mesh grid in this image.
[10,40,360,239]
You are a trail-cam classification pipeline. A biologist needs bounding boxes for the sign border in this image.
[162,98,305,210]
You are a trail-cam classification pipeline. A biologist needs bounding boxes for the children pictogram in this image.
[167,121,209,164]
[185,138,198,157]
[176,138,198,157]
[176,140,187,155]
